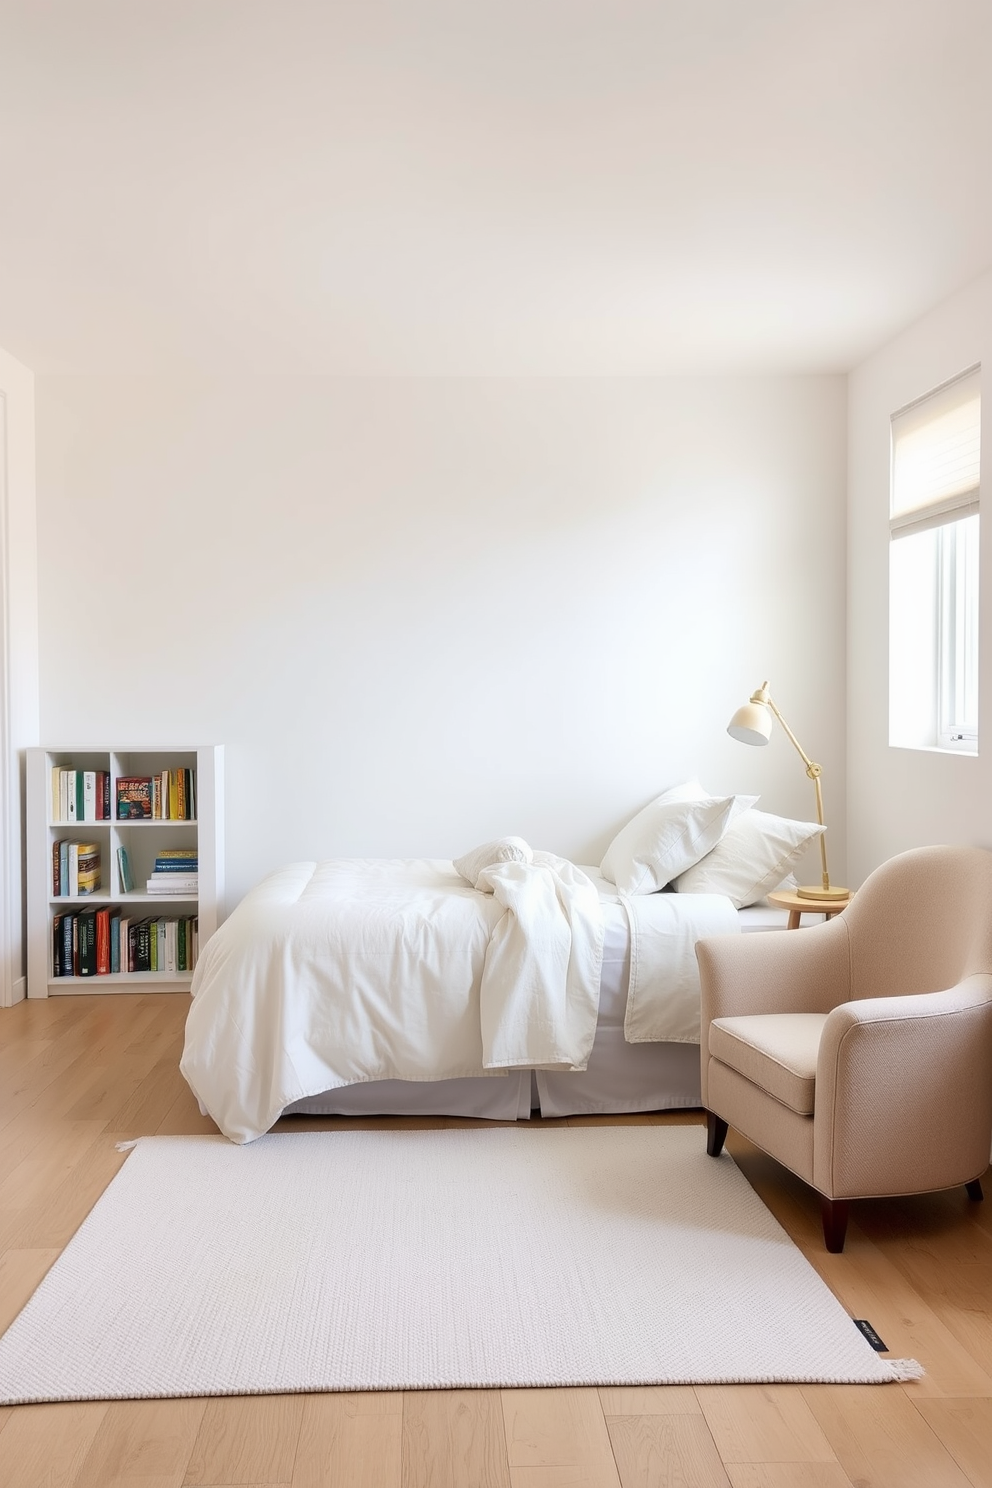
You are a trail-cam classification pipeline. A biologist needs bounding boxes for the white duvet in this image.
[181,857,738,1143]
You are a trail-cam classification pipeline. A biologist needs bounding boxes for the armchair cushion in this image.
[709,1013,828,1115]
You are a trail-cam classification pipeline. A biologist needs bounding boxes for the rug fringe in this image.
[887,1357,925,1380]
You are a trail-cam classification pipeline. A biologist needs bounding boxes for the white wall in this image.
[848,264,992,883]
[36,375,846,910]
[0,344,39,1003]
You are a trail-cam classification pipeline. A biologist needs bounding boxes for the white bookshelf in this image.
[26,745,224,997]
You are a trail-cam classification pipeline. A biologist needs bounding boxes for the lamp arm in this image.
[763,691,832,892]
[763,694,819,786]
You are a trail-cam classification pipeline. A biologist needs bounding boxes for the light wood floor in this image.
[2,995,992,1488]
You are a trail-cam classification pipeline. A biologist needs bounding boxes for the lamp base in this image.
[796,883,850,902]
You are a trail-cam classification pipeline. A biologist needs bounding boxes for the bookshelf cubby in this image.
[27,745,224,997]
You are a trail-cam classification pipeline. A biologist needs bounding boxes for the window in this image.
[889,367,981,753]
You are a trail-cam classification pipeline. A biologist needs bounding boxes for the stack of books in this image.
[51,841,101,897]
[51,769,112,823]
[146,848,198,896]
[52,910,199,976]
[116,769,197,820]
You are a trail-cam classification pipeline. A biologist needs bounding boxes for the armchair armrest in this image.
[696,918,851,1026]
[813,974,992,1200]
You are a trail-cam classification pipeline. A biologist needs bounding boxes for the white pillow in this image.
[600,783,757,895]
[674,809,825,908]
[454,836,533,889]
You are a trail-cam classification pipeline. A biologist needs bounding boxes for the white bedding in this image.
[181,858,744,1143]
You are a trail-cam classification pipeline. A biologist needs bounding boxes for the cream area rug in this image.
[0,1125,918,1403]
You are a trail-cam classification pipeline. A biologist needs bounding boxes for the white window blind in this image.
[891,367,981,537]
[888,365,981,754]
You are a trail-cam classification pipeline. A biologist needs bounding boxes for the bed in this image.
[180,853,798,1143]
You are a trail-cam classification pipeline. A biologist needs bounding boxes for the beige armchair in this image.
[697,844,992,1251]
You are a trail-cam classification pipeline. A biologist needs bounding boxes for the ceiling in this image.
[1,0,991,376]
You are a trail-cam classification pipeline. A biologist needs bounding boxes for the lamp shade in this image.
[727,701,773,745]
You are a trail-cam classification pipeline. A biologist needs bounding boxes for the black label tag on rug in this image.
[853,1319,887,1352]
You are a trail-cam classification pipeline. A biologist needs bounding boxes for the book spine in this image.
[82,772,96,823]
[78,911,97,976]
[137,920,151,973]
[59,769,68,822]
[53,913,62,977]
[110,911,120,975]
[68,843,79,896]
[71,913,79,976]
[62,913,74,976]
[66,771,77,822]
[51,767,61,822]
[96,908,110,976]
[52,839,61,897]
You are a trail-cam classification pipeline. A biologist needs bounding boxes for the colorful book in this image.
[63,913,75,975]
[110,911,121,975]
[77,909,97,976]
[76,843,101,896]
[117,846,134,893]
[53,913,63,976]
[117,777,153,819]
[129,919,150,973]
[95,907,111,975]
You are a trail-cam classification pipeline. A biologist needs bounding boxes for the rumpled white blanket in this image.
[621,891,740,1043]
[478,852,605,1070]
[181,855,604,1143]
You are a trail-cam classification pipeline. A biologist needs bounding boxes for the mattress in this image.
[282,879,793,1122]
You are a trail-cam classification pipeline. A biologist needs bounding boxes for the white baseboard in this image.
[3,975,26,1008]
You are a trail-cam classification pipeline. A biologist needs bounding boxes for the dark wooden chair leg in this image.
[821,1197,849,1253]
[706,1112,728,1157]
[966,1178,984,1201]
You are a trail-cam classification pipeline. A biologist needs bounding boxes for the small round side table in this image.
[766,888,851,930]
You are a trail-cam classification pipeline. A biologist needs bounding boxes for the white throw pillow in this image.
[674,809,825,908]
[453,836,533,889]
[600,783,757,895]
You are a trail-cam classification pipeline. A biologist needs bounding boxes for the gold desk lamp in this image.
[727,682,849,902]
